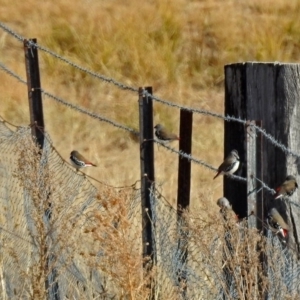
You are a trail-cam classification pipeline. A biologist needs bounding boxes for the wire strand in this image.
[41,89,139,136]
[1,21,300,160]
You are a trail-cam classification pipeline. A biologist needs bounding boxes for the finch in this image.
[213,150,240,180]
[217,197,232,209]
[70,150,97,171]
[216,197,238,222]
[154,124,179,142]
[274,175,298,199]
[267,208,289,239]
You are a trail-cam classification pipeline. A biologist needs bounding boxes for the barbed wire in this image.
[30,41,139,93]
[40,89,139,136]
[2,22,300,300]
[0,61,139,136]
[1,22,300,161]
[155,140,247,183]
[0,61,232,178]
[0,62,26,84]
[1,24,300,199]
[0,22,24,42]
[0,114,141,192]
[1,60,300,204]
[156,141,300,209]
[0,22,139,93]
[142,90,300,160]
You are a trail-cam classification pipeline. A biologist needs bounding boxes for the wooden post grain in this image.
[246,120,264,228]
[225,62,300,252]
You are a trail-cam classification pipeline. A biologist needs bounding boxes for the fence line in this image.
[1,22,300,160]
[0,117,294,232]
[1,24,300,200]
[0,22,24,42]
[0,60,297,205]
[0,62,139,136]
[41,89,140,136]
[0,115,292,230]
[143,90,300,159]
[157,141,300,209]
[2,119,298,299]
[0,116,140,191]
[0,62,27,84]
[2,23,300,299]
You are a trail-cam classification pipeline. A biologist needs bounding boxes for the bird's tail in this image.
[213,172,220,180]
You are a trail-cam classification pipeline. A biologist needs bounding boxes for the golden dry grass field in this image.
[1,0,300,210]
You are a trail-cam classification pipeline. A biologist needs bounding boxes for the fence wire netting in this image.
[1,121,300,299]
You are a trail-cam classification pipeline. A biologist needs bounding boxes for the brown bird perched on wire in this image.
[70,150,97,171]
[267,208,289,240]
[213,149,240,180]
[274,175,298,199]
[154,124,180,142]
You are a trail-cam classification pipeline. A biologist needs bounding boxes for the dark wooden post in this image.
[225,62,300,254]
[176,110,193,295]
[177,110,193,210]
[24,39,45,147]
[24,39,60,300]
[138,87,155,283]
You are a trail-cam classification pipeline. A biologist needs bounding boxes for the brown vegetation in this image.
[1,0,300,208]
[1,0,300,298]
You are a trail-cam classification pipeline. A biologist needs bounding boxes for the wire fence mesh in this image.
[1,108,300,299]
[0,121,143,299]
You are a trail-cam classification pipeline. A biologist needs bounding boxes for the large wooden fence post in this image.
[225,62,300,295]
[138,87,155,291]
[24,39,60,300]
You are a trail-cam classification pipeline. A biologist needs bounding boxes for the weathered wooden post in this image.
[24,39,45,147]
[246,120,264,230]
[177,109,193,296]
[24,39,60,300]
[225,62,300,295]
[138,87,155,295]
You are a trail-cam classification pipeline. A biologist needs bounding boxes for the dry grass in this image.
[0,122,299,298]
[1,0,300,210]
[1,2,300,297]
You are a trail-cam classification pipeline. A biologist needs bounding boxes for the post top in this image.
[225,61,300,67]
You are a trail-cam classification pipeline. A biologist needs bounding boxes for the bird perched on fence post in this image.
[274,175,298,199]
[213,149,240,180]
[154,124,180,143]
[267,208,289,241]
[70,150,97,171]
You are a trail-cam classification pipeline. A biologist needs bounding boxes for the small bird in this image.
[267,208,289,239]
[154,124,179,142]
[213,150,240,180]
[217,197,238,223]
[217,197,232,209]
[70,150,97,171]
[274,175,298,199]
